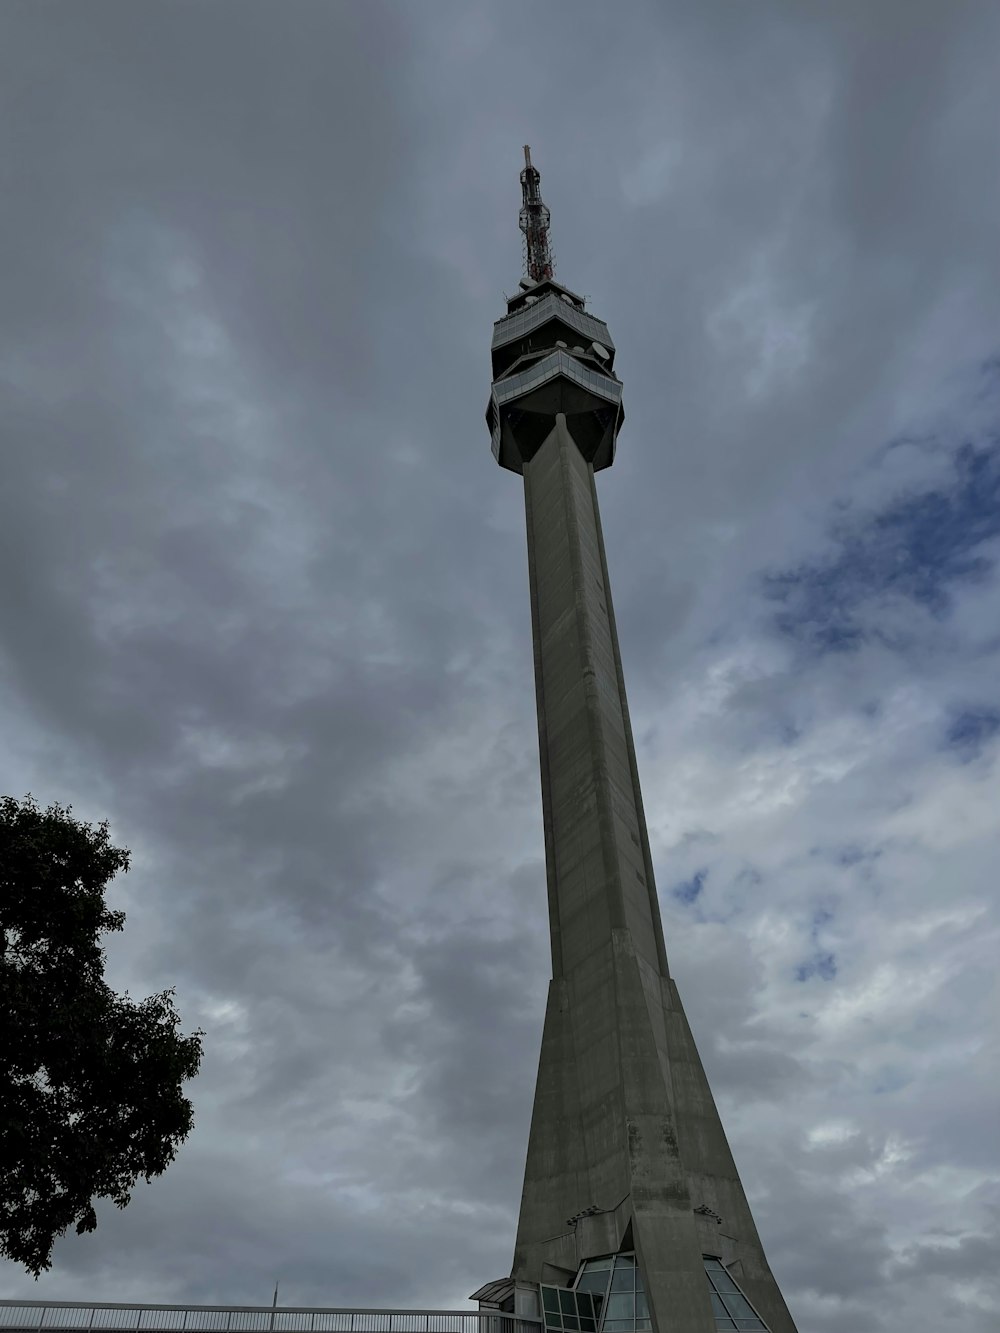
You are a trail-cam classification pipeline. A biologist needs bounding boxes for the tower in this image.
[480,149,799,1333]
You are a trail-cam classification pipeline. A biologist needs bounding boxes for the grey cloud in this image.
[1,3,998,1331]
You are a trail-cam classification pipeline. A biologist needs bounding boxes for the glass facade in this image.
[539,1287,602,1333]
[540,1255,648,1333]
[539,1254,769,1333]
[492,350,622,409]
[703,1260,768,1330]
[492,295,613,353]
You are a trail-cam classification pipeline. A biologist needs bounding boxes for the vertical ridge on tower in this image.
[478,148,800,1333]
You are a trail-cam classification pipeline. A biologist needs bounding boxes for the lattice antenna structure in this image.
[519,145,554,282]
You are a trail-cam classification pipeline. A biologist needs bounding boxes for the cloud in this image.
[1,2,998,1330]
[764,432,1000,655]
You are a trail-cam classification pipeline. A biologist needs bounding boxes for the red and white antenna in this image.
[519,145,554,283]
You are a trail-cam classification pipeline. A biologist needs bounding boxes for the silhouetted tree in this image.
[0,795,203,1275]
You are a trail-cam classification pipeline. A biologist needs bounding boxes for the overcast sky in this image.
[2,2,999,1329]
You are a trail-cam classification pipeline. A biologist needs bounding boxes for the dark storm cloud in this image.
[2,2,999,1330]
[1,1,411,393]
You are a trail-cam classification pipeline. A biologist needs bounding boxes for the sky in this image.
[1,1,999,1329]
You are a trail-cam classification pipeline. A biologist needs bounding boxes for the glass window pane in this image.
[604,1296,634,1321]
[542,1289,560,1313]
[575,1274,608,1296]
[601,1323,633,1333]
[613,1254,636,1268]
[634,1295,648,1320]
[710,1294,729,1317]
[721,1295,754,1318]
[609,1270,634,1294]
[583,1257,614,1272]
[711,1271,740,1294]
[635,1323,651,1332]
[559,1292,575,1315]
[734,1321,766,1330]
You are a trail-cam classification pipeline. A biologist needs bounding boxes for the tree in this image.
[0,795,204,1276]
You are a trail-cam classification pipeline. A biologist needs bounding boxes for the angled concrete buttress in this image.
[481,151,799,1333]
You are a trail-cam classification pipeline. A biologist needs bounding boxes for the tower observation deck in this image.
[481,149,799,1333]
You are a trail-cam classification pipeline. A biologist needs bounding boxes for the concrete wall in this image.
[510,416,798,1333]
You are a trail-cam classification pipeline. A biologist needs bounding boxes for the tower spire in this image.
[519,145,554,283]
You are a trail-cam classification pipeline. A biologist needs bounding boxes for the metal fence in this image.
[0,1306,540,1333]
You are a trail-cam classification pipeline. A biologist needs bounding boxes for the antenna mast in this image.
[519,145,554,283]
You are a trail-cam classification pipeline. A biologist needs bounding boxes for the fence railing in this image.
[0,1306,540,1333]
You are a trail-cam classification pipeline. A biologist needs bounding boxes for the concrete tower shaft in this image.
[523,417,668,986]
[486,152,799,1333]
[511,416,797,1333]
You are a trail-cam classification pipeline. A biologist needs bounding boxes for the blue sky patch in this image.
[945,707,1000,758]
[795,951,837,982]
[764,440,1000,653]
[673,869,707,904]
[834,846,872,868]
[810,843,883,871]
[794,904,838,981]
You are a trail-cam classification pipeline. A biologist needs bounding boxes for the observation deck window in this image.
[492,294,613,354]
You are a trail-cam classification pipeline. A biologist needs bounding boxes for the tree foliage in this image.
[0,795,204,1276]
